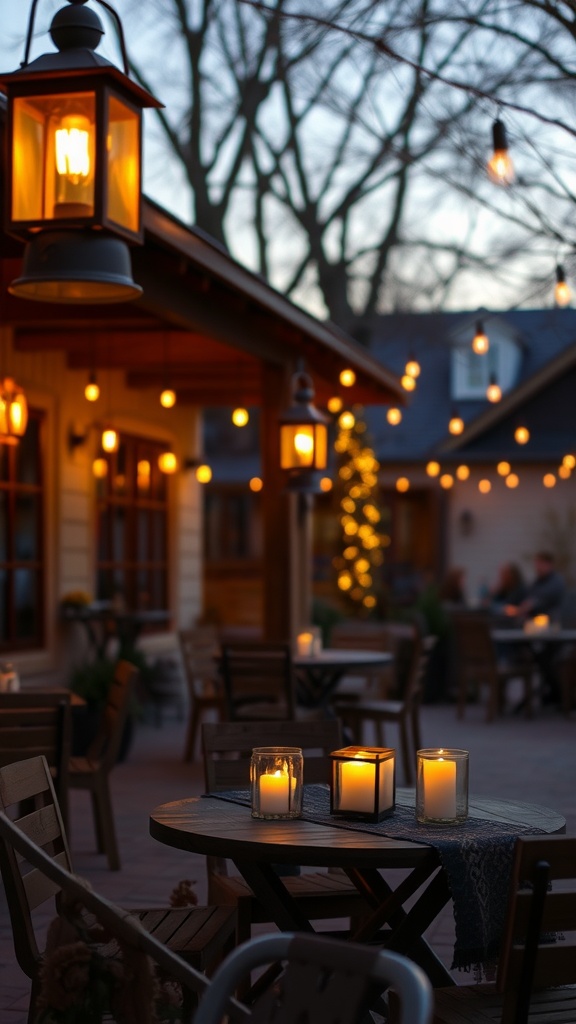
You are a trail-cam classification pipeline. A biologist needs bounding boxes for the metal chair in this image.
[434,834,576,1024]
[194,931,433,1024]
[220,642,296,721]
[0,755,237,1024]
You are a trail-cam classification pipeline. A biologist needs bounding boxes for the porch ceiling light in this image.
[0,377,29,444]
[0,0,162,303]
[279,367,329,494]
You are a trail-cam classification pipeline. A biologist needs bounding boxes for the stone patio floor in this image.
[1,698,574,1022]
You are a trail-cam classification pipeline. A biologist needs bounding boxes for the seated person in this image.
[490,562,527,615]
[514,552,565,622]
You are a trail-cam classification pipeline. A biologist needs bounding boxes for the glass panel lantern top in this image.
[12,91,96,225]
[105,93,140,236]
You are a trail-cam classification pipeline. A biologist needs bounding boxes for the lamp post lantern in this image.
[279,367,329,494]
[0,0,162,303]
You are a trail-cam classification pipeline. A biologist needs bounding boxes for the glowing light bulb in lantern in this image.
[487,118,515,185]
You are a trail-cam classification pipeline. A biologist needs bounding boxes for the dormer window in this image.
[451,316,522,401]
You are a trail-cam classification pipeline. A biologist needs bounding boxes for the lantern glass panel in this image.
[105,94,140,235]
[12,92,96,225]
[280,423,313,469]
[314,422,328,470]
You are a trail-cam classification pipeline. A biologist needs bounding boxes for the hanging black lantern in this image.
[0,0,162,303]
[279,367,329,494]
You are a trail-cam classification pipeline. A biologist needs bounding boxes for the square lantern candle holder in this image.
[416,748,469,825]
[250,747,303,820]
[330,746,395,823]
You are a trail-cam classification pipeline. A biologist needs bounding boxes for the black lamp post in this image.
[0,0,161,303]
[279,367,329,494]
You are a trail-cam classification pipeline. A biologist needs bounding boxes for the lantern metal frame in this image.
[330,745,396,823]
[279,367,329,494]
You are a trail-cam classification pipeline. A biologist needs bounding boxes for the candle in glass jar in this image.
[297,632,314,656]
[259,770,290,814]
[340,758,376,813]
[422,754,456,820]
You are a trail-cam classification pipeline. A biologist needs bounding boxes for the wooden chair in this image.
[202,719,370,946]
[0,755,237,1024]
[68,659,137,870]
[0,692,71,830]
[179,626,224,761]
[333,633,434,784]
[220,642,296,721]
[451,614,535,721]
[195,932,433,1024]
[434,834,576,1024]
[330,620,414,699]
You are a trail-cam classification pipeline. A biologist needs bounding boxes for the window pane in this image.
[137,509,150,561]
[15,416,41,484]
[14,568,38,639]
[112,507,127,561]
[0,568,8,638]
[152,511,166,561]
[14,494,39,560]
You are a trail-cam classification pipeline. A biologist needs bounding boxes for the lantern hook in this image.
[22,0,130,76]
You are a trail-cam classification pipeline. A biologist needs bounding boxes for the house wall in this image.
[449,468,576,601]
[1,325,204,683]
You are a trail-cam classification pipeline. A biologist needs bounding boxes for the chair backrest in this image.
[86,659,137,769]
[403,634,435,709]
[497,834,576,1024]
[451,613,496,668]
[0,802,235,1020]
[220,643,296,720]
[178,627,220,695]
[194,931,433,1024]
[0,755,72,978]
[0,694,71,817]
[202,719,342,793]
[331,621,417,695]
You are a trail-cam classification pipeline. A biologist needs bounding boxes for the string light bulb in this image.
[327,396,343,414]
[514,425,530,445]
[426,461,441,477]
[101,427,118,453]
[405,355,421,378]
[92,457,108,478]
[448,411,464,435]
[487,118,515,185]
[160,388,176,409]
[232,407,249,427]
[387,407,402,425]
[84,371,100,402]
[249,476,263,491]
[401,374,416,392]
[554,264,571,307]
[472,321,489,354]
[456,465,470,481]
[396,477,410,492]
[339,368,356,387]
[158,450,178,474]
[486,374,502,403]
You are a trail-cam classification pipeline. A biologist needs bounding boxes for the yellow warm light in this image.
[294,431,314,457]
[338,572,353,591]
[0,378,28,441]
[327,396,343,414]
[249,476,263,492]
[387,407,402,425]
[339,368,356,387]
[506,473,519,488]
[514,426,530,445]
[341,498,356,513]
[543,473,556,488]
[344,546,358,559]
[478,479,491,494]
[196,463,212,484]
[401,374,416,392]
[84,380,100,402]
[439,473,454,489]
[448,415,464,436]
[497,461,511,476]
[101,428,118,453]
[396,477,410,493]
[562,454,576,469]
[487,150,515,186]
[456,464,470,481]
[319,477,333,492]
[344,521,358,536]
[338,411,355,430]
[92,457,108,479]
[558,464,571,480]
[55,115,92,183]
[363,595,377,609]
[486,381,502,403]
[339,465,352,480]
[158,451,178,474]
[160,388,176,409]
[472,327,489,354]
[355,558,370,574]
[555,281,571,307]
[232,407,249,427]
[137,459,151,491]
[405,358,421,378]
[426,461,441,478]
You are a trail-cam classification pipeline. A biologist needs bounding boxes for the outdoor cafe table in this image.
[150,787,564,986]
[292,649,393,710]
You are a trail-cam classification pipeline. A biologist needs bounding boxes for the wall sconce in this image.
[279,367,329,494]
[68,421,89,452]
[0,377,29,445]
[0,0,161,302]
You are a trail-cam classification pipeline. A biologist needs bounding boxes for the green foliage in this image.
[70,660,116,708]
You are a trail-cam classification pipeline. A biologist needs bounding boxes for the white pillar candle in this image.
[340,758,376,813]
[259,770,290,814]
[297,632,314,656]
[423,755,457,819]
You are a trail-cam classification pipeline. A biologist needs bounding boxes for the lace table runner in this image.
[209,784,545,972]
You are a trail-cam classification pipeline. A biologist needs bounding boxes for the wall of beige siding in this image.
[1,325,203,681]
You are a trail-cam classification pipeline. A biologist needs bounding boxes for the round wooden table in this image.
[293,648,393,709]
[150,789,564,986]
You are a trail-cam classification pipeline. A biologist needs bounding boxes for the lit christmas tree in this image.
[332,406,385,614]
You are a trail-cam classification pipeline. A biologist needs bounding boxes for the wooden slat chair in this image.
[179,626,224,761]
[202,719,370,947]
[451,614,535,721]
[330,621,413,699]
[0,692,71,830]
[434,834,576,1024]
[220,642,296,721]
[68,659,137,870]
[0,755,237,1024]
[333,634,434,784]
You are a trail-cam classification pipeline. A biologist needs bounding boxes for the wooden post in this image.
[260,362,312,641]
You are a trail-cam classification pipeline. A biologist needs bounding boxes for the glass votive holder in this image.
[296,631,314,656]
[250,747,303,819]
[330,745,395,823]
[416,748,469,824]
